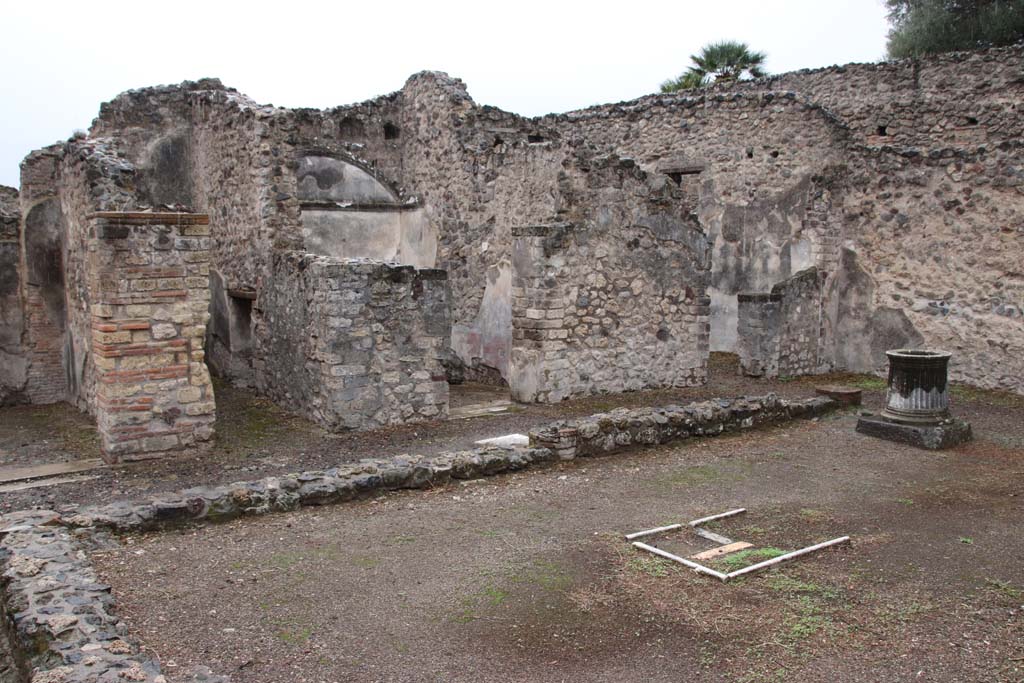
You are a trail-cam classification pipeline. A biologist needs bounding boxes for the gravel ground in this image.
[88,376,1024,683]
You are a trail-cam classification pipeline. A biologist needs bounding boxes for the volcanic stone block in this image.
[855,414,972,450]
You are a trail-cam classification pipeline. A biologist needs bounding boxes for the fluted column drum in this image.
[880,349,951,425]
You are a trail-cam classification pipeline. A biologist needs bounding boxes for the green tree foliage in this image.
[886,0,1024,57]
[660,41,768,93]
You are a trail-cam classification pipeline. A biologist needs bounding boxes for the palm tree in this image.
[660,41,768,93]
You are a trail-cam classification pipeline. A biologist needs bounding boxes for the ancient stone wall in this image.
[19,148,70,404]
[289,73,567,383]
[725,45,1024,149]
[533,92,848,357]
[775,267,827,376]
[509,153,710,403]
[0,187,25,405]
[736,268,826,378]
[187,88,304,292]
[832,143,1023,390]
[7,44,1022,411]
[255,252,450,431]
[736,293,781,378]
[87,213,215,461]
[530,394,835,460]
[10,131,218,460]
[275,50,1022,392]
[520,48,1023,392]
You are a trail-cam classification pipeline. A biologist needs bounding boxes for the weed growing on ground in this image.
[984,578,1023,601]
[950,383,1024,408]
[480,584,508,606]
[875,599,935,625]
[627,555,674,578]
[767,574,840,601]
[268,551,305,570]
[390,534,416,545]
[652,459,753,491]
[849,376,886,391]
[798,508,828,522]
[276,625,313,645]
[513,559,573,591]
[714,547,786,571]
[449,558,574,624]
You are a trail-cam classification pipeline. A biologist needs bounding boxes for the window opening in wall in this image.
[527,134,546,144]
[966,116,979,125]
[877,125,889,136]
[383,122,400,140]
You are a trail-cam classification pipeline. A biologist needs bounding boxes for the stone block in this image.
[177,387,202,403]
[855,415,973,450]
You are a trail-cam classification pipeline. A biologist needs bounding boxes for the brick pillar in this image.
[88,212,215,462]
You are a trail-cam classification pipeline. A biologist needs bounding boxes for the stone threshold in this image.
[0,393,837,683]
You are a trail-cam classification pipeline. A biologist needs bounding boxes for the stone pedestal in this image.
[856,348,971,451]
[855,414,972,450]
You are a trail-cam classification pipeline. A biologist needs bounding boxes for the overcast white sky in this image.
[0,0,890,188]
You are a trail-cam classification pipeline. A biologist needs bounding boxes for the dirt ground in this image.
[2,354,892,512]
[85,366,1024,682]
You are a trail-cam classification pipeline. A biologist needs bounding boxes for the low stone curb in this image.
[59,393,836,534]
[0,511,225,683]
[529,393,833,459]
[0,392,837,683]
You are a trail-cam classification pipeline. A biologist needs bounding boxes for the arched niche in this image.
[297,155,437,268]
[296,156,399,204]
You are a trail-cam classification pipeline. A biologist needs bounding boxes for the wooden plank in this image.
[0,474,101,493]
[0,459,106,485]
[690,541,753,561]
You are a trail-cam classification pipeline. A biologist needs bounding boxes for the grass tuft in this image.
[714,547,787,571]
